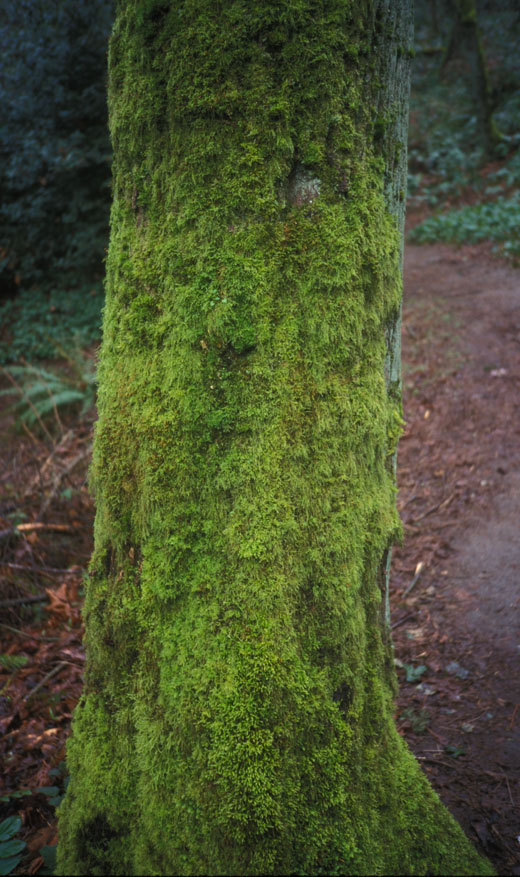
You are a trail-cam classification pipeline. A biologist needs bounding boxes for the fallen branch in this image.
[429,519,459,530]
[0,622,60,643]
[0,595,48,609]
[391,612,415,630]
[422,756,465,771]
[427,726,446,743]
[412,490,457,523]
[403,561,425,598]
[16,522,74,533]
[25,661,68,702]
[2,561,76,577]
[398,487,418,510]
[39,444,91,517]
[23,428,74,498]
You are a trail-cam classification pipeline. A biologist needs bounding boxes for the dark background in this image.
[0,0,518,365]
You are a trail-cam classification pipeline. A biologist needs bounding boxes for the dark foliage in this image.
[408,0,520,259]
[0,0,114,363]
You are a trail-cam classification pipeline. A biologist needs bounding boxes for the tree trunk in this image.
[58,2,492,874]
[443,0,502,157]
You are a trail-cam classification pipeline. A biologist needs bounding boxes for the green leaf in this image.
[0,818,21,843]
[404,663,427,683]
[40,844,57,875]
[48,796,63,807]
[0,790,32,802]
[35,786,60,797]
[0,855,22,876]
[0,839,25,858]
[444,744,465,759]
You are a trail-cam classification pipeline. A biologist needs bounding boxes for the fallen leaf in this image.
[59,647,84,662]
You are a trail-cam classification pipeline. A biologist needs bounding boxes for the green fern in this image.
[1,351,97,433]
[0,655,29,671]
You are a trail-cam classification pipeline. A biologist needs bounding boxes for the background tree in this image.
[57,2,492,875]
[442,0,502,157]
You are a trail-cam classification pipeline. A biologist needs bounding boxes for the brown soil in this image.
[393,241,520,875]
[0,241,519,874]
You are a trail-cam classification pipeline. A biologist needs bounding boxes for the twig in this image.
[24,661,67,702]
[481,770,508,780]
[23,429,74,497]
[0,595,48,609]
[422,756,465,771]
[39,445,91,518]
[403,561,425,598]
[429,519,459,530]
[0,671,17,697]
[427,727,445,743]
[16,522,74,533]
[412,490,457,523]
[502,771,514,806]
[21,419,39,446]
[391,612,415,630]
[2,562,76,577]
[398,488,418,510]
[510,703,519,730]
[0,622,60,642]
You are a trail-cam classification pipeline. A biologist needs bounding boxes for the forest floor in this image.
[393,238,520,875]
[0,238,519,875]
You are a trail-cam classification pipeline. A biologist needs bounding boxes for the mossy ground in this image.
[57,2,493,874]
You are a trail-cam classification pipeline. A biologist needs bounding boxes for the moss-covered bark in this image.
[57,2,493,874]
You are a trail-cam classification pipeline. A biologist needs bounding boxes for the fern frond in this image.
[20,390,85,424]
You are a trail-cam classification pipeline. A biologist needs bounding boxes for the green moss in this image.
[58,2,493,875]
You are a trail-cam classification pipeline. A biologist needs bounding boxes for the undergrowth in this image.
[0,349,96,436]
[409,194,520,260]
[407,1,520,257]
[0,289,103,365]
[0,0,113,364]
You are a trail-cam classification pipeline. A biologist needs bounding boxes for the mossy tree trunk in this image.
[58,2,492,874]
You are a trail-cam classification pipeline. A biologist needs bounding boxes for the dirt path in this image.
[394,242,520,874]
[455,473,520,660]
